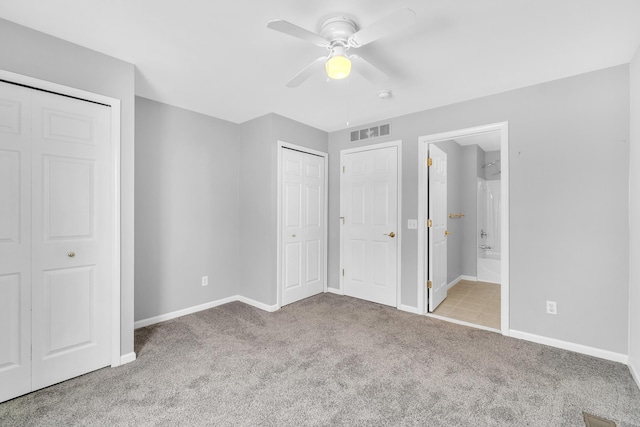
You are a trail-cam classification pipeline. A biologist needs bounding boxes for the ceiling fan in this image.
[266,8,416,88]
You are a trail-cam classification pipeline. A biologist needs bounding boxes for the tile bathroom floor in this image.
[432,280,501,329]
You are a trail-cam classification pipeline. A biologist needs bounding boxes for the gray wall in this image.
[135,98,240,321]
[239,114,273,305]
[239,113,328,306]
[433,140,463,284]
[328,65,630,354]
[135,107,328,316]
[629,47,640,378]
[0,19,136,357]
[483,150,501,181]
[461,145,482,277]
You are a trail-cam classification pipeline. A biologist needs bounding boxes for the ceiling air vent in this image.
[350,123,391,142]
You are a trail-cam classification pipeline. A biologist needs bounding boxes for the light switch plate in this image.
[407,219,418,229]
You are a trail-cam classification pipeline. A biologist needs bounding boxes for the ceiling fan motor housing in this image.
[320,16,357,44]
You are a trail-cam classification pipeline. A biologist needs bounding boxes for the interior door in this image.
[0,82,32,402]
[428,144,448,312]
[30,89,112,389]
[342,145,398,307]
[281,148,325,306]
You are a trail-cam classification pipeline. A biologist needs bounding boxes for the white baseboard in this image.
[237,295,279,312]
[461,275,477,282]
[134,296,238,329]
[509,330,628,364]
[119,352,136,365]
[327,287,343,295]
[447,275,463,290]
[399,304,420,314]
[135,295,280,329]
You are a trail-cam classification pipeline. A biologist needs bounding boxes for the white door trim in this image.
[339,140,403,309]
[0,69,123,366]
[276,141,328,309]
[418,122,510,336]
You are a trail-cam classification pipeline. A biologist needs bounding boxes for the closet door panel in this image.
[30,89,112,390]
[0,82,32,403]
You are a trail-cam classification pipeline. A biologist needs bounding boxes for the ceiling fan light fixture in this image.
[325,45,351,80]
[325,54,352,80]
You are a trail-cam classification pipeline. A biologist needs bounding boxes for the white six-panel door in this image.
[0,81,112,402]
[30,89,112,389]
[428,144,448,312]
[0,82,33,402]
[281,148,325,306]
[341,145,398,307]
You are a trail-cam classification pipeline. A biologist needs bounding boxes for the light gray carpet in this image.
[1,293,640,426]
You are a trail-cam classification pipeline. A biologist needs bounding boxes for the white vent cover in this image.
[350,123,390,142]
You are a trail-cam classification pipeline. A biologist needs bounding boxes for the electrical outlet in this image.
[407,219,418,229]
[202,276,208,287]
[546,300,557,315]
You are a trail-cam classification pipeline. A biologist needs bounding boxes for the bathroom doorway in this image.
[417,122,509,335]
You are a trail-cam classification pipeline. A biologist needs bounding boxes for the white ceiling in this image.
[2,0,640,132]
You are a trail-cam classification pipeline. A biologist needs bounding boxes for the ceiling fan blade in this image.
[349,8,416,47]
[350,55,389,85]
[267,20,330,47]
[285,56,327,88]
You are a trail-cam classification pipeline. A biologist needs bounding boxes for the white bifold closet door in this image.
[0,81,112,402]
[0,82,32,401]
[281,148,325,306]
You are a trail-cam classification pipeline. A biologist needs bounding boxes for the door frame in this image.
[339,140,402,309]
[276,141,328,309]
[418,122,509,335]
[0,69,122,366]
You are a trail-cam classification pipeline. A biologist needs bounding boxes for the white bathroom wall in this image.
[485,180,501,253]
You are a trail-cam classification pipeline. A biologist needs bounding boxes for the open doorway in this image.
[417,123,509,335]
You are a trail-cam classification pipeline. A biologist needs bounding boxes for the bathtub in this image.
[477,249,501,284]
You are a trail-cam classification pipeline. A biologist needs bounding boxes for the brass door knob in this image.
[68,252,75,257]
[384,232,396,238]
[444,230,450,236]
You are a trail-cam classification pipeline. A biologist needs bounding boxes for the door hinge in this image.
[340,217,345,225]
[342,269,345,277]
[427,157,433,167]
[342,165,345,173]
[427,219,433,228]
[427,280,433,289]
